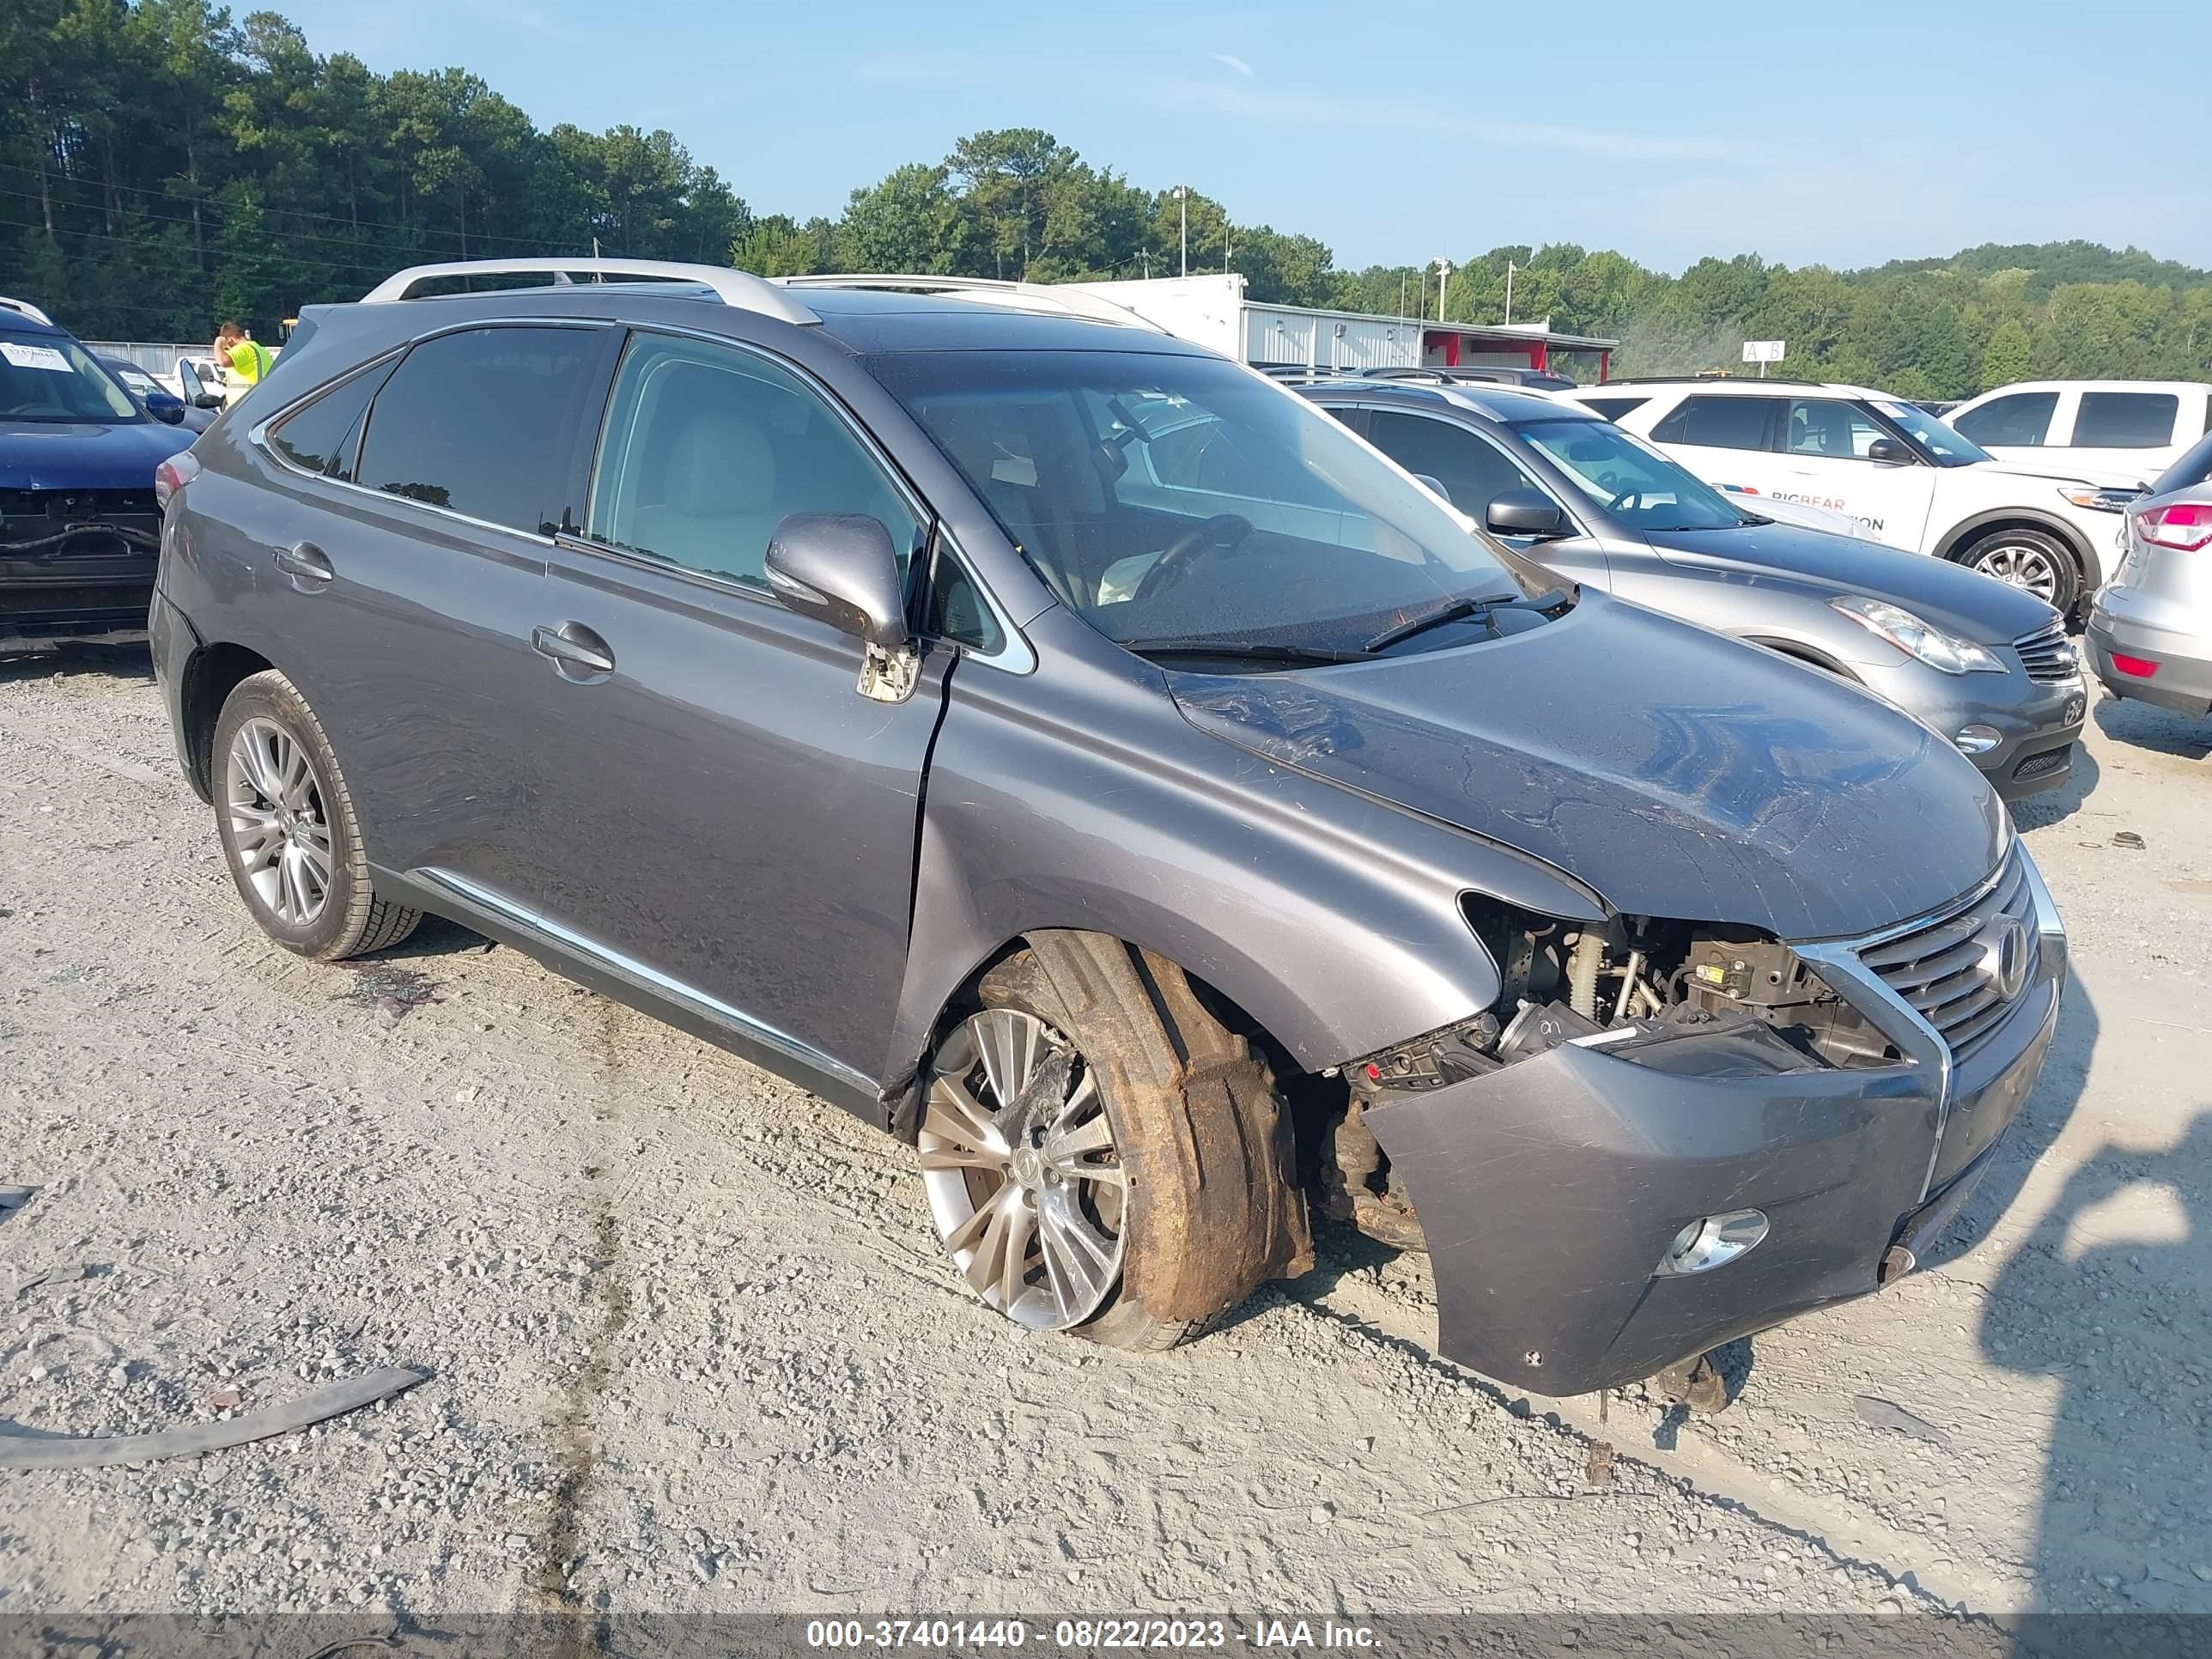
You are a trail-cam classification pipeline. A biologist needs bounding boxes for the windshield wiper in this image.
[1361,588,1569,653]
[1120,637,1370,667]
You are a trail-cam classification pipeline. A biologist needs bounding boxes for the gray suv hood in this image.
[1649,520,2059,645]
[1170,593,2008,942]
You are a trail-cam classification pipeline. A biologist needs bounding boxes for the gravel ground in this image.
[3,646,2209,1632]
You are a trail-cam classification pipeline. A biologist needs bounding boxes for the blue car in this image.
[2,295,196,651]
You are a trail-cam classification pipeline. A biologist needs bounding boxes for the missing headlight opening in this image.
[1316,899,1905,1250]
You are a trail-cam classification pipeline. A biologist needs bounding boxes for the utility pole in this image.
[1504,259,1515,325]
[1399,271,1407,320]
[1139,247,1150,280]
[1174,187,1188,277]
[1434,257,1451,323]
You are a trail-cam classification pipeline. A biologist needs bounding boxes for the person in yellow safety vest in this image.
[212,322,274,404]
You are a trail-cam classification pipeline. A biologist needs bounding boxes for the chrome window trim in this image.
[249,317,618,545]
[418,867,877,1098]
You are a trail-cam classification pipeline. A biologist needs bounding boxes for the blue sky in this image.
[271,0,2212,273]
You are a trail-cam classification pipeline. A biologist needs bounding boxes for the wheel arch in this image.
[881,912,1344,1142]
[1741,635,1862,682]
[178,641,276,801]
[1935,510,2099,591]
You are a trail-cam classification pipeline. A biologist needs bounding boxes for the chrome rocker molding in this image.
[413,866,878,1102]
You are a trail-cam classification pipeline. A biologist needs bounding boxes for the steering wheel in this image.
[1131,514,1255,604]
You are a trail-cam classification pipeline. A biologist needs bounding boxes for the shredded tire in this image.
[977,932,1311,1352]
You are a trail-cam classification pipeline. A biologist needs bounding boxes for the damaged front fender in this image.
[1364,1035,1938,1396]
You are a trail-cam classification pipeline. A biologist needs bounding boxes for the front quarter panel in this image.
[887,608,1607,1091]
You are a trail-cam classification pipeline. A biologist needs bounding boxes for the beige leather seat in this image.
[630,409,783,582]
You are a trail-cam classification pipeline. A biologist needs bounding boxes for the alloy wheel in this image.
[920,1007,1127,1330]
[1969,540,2063,605]
[223,716,334,927]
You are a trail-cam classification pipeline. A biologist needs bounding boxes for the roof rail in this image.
[773,274,1166,333]
[0,295,56,327]
[360,258,818,327]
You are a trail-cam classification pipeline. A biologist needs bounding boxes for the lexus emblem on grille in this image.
[1976,915,2030,1002]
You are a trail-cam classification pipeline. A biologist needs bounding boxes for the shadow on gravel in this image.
[0,641,154,684]
[2007,743,2101,833]
[1984,1074,2212,1624]
[1922,975,2099,1273]
[374,913,494,961]
[2092,691,2210,762]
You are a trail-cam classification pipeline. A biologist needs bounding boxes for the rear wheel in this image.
[212,671,421,960]
[1954,526,2079,616]
[918,934,1310,1352]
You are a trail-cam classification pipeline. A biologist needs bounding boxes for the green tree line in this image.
[8,0,2211,398]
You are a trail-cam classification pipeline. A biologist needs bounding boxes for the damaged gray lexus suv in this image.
[152,260,2064,1395]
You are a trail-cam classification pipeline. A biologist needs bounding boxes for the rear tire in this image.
[211,671,420,961]
[918,933,1310,1353]
[1954,526,2080,617]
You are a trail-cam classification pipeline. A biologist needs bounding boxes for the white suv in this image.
[1948,380,2212,480]
[1559,379,2136,616]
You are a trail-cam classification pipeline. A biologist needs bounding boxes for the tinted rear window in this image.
[354,326,599,532]
[1650,394,1781,452]
[268,360,397,479]
[2072,392,2179,449]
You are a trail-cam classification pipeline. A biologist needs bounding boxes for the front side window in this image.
[1954,390,2057,448]
[1784,398,1893,461]
[0,331,142,423]
[872,349,1552,659]
[588,333,921,588]
[1512,416,1749,532]
[1650,395,1781,452]
[2072,392,2179,448]
[1869,400,1990,466]
[354,326,599,533]
[1364,410,1544,521]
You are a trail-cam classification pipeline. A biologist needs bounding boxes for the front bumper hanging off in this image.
[1364,866,2067,1398]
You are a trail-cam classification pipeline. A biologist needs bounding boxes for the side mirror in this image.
[1486,488,1570,540]
[146,389,186,425]
[1410,472,1453,505]
[1867,437,1915,465]
[179,362,221,408]
[764,513,910,650]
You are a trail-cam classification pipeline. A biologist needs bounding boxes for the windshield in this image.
[872,349,1553,659]
[0,331,143,423]
[1873,399,1990,467]
[105,361,160,398]
[1511,416,1751,532]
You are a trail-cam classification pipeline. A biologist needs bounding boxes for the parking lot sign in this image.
[1742,339,1786,377]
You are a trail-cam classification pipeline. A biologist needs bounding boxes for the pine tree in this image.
[1979,318,2032,391]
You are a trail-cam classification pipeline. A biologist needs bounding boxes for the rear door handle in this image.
[273,541,334,588]
[531,621,616,679]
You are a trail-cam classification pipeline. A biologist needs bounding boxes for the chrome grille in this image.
[2013,618,2078,684]
[1858,848,2039,1063]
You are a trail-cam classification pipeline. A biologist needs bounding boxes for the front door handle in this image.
[273,541,334,589]
[531,621,616,680]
